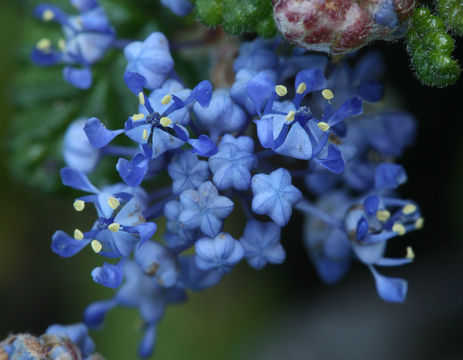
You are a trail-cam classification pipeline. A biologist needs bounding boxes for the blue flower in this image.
[179,181,234,237]
[168,151,210,194]
[51,168,156,276]
[195,233,244,273]
[124,32,174,90]
[248,68,361,170]
[160,0,193,16]
[164,200,198,250]
[251,168,302,226]
[233,37,280,74]
[63,118,101,173]
[177,256,223,291]
[240,220,285,270]
[208,135,257,191]
[193,89,247,141]
[84,70,217,186]
[32,0,115,89]
[134,241,180,287]
[303,191,352,284]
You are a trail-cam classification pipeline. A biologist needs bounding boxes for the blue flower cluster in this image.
[31,0,116,89]
[50,32,423,357]
[0,323,102,360]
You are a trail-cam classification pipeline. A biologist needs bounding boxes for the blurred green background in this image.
[1,1,463,360]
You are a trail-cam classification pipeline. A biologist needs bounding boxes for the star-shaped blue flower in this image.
[179,181,234,237]
[195,233,244,273]
[208,135,257,191]
[168,151,210,194]
[240,220,285,269]
[251,168,302,226]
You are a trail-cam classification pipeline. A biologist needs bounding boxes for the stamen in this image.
[108,197,120,210]
[42,9,55,21]
[161,94,172,105]
[160,117,172,127]
[402,203,417,215]
[76,17,83,26]
[132,113,145,121]
[376,210,391,221]
[138,92,145,106]
[286,111,295,122]
[142,129,149,141]
[317,122,330,131]
[415,217,424,229]
[91,240,103,253]
[108,223,120,232]
[392,223,406,236]
[322,89,334,100]
[296,82,307,94]
[406,246,415,260]
[73,200,85,212]
[275,85,288,97]
[74,229,84,241]
[58,38,66,51]
[37,38,52,52]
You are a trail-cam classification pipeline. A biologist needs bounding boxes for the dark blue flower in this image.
[208,135,256,191]
[251,168,302,226]
[179,181,234,237]
[240,220,285,270]
[195,233,244,273]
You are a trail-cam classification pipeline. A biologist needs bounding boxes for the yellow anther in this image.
[317,122,330,132]
[108,223,120,232]
[42,9,55,21]
[138,92,145,106]
[58,38,66,51]
[322,89,334,100]
[161,94,172,105]
[415,217,424,229]
[132,113,145,121]
[275,85,288,97]
[392,223,406,236]
[73,200,85,212]
[296,82,307,94]
[108,197,120,210]
[91,240,103,253]
[37,38,52,52]
[402,203,417,215]
[160,117,172,127]
[76,17,83,26]
[142,129,149,141]
[376,210,391,222]
[406,246,415,260]
[74,229,84,241]
[286,111,295,122]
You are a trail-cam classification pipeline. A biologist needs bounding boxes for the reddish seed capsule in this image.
[272,0,415,54]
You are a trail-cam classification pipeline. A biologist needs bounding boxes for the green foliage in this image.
[406,7,461,87]
[192,0,277,38]
[435,0,463,37]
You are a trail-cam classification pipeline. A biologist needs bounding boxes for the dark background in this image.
[0,1,462,359]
